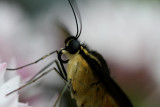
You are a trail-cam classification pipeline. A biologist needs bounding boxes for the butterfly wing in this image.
[81,50,133,107]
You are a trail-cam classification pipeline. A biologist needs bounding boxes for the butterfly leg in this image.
[6,50,58,70]
[6,59,67,96]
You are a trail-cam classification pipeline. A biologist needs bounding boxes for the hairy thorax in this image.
[66,53,119,107]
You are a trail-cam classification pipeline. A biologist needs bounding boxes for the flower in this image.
[0,63,31,107]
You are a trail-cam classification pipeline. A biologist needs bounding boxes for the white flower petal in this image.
[0,76,20,107]
[18,103,31,107]
[0,63,7,86]
[6,57,18,79]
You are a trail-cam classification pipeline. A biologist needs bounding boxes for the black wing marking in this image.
[80,49,133,107]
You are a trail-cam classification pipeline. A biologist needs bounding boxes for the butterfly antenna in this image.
[72,0,82,39]
[68,0,82,39]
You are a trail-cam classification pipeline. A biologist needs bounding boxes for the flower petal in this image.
[0,63,7,86]
[18,103,31,107]
[6,58,18,79]
[0,76,20,107]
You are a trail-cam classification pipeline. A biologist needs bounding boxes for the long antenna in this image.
[72,0,82,39]
[68,0,82,39]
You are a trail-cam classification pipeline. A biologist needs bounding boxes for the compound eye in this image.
[67,40,80,54]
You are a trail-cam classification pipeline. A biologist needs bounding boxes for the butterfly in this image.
[6,0,133,107]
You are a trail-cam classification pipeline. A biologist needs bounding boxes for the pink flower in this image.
[0,63,31,107]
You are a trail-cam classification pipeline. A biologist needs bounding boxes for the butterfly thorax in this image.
[63,46,119,107]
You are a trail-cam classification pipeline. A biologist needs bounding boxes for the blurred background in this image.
[0,0,160,107]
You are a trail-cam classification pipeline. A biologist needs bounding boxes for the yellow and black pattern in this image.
[62,43,133,107]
